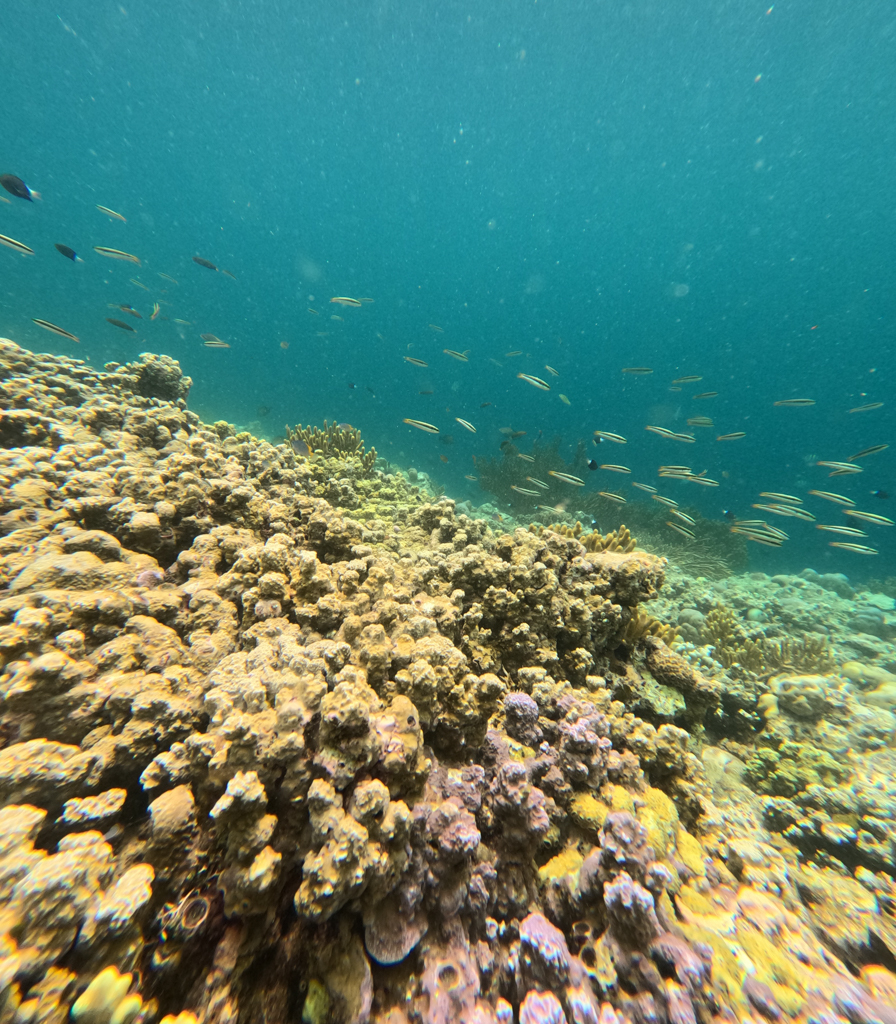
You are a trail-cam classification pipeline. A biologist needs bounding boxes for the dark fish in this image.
[193,257,218,271]
[480,402,491,408]
[1,174,38,201]
[587,460,598,470]
[871,490,890,500]
[55,244,82,262]
[723,510,737,521]
[119,305,142,319]
[106,318,136,332]
[221,269,237,280]
[290,438,311,457]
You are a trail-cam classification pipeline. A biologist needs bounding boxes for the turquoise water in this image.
[2,0,893,576]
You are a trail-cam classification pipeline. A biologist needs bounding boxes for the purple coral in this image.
[519,911,571,988]
[520,990,568,1024]
[505,691,542,746]
[603,871,662,947]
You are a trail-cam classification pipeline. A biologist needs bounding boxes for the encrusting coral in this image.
[1,338,894,1024]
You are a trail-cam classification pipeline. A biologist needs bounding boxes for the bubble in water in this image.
[673,283,690,297]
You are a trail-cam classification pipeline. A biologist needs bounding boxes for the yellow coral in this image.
[71,967,138,1024]
[570,793,607,837]
[538,846,584,885]
[637,787,679,857]
[287,420,377,473]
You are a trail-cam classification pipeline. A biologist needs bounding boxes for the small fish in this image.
[632,483,658,493]
[31,318,79,342]
[150,302,160,320]
[517,373,550,390]
[849,402,884,413]
[193,257,218,270]
[692,477,720,487]
[54,244,82,262]
[403,418,439,433]
[587,460,599,471]
[359,297,375,303]
[600,465,631,474]
[221,269,237,280]
[1,174,39,201]
[693,391,718,399]
[330,315,344,322]
[668,386,682,392]
[659,466,692,473]
[622,367,653,374]
[669,509,697,525]
[526,477,550,489]
[828,542,878,554]
[736,531,784,547]
[848,444,889,461]
[816,461,862,473]
[465,475,478,481]
[280,341,289,350]
[404,357,428,367]
[202,338,230,349]
[759,492,802,504]
[716,432,746,441]
[200,333,226,344]
[330,296,362,307]
[815,525,868,537]
[0,234,34,255]
[666,521,696,539]
[96,204,126,222]
[418,390,434,395]
[645,425,676,438]
[559,394,571,406]
[308,308,319,315]
[545,365,559,376]
[158,272,179,284]
[504,350,523,357]
[672,432,697,443]
[871,490,890,499]
[440,455,449,463]
[774,398,816,407]
[173,318,192,325]
[480,402,491,408]
[95,246,140,265]
[428,324,444,332]
[444,349,470,362]
[511,485,541,496]
[687,417,714,427]
[599,492,627,503]
[807,490,855,506]
[842,510,895,526]
[517,453,536,463]
[290,438,311,457]
[672,375,703,383]
[119,305,142,319]
[106,318,136,332]
[548,470,585,486]
[752,503,816,521]
[594,431,627,444]
[455,418,476,433]
[652,495,679,508]
[129,277,150,291]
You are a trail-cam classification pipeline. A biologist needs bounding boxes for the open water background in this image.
[2,0,894,576]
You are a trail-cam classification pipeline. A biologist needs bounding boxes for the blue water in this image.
[2,0,893,576]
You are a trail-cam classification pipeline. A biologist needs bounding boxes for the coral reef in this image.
[1,339,895,1024]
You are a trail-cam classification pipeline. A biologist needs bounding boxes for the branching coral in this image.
[701,604,833,676]
[528,522,638,554]
[286,419,377,473]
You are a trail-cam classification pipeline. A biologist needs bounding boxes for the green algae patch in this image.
[637,786,679,857]
[570,793,607,836]
[538,845,584,885]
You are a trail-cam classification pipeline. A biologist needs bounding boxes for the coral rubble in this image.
[1,339,896,1024]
